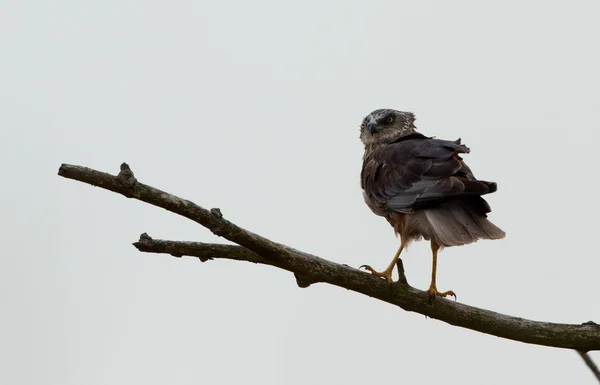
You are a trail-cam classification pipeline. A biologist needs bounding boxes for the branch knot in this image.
[210,208,225,236]
[294,273,319,288]
[118,163,137,188]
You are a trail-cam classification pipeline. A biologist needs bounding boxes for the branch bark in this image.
[58,163,600,351]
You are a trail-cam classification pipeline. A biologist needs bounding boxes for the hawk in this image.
[359,109,505,298]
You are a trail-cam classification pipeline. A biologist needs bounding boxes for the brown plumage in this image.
[359,109,505,298]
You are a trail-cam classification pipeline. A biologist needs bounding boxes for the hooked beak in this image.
[367,122,377,135]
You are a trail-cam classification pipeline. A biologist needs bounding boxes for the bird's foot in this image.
[426,286,456,300]
[359,265,394,283]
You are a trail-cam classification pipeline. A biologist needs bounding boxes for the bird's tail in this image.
[424,198,505,247]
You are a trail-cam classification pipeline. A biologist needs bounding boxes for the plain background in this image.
[3,0,600,384]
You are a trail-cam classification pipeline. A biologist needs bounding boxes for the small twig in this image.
[134,234,265,264]
[58,163,600,351]
[577,351,600,383]
[396,258,408,285]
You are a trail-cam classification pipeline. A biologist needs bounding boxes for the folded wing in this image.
[361,134,497,214]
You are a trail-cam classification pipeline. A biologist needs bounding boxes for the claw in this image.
[359,265,375,273]
[427,287,457,301]
[359,264,393,283]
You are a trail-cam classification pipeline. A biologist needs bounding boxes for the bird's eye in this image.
[387,116,394,123]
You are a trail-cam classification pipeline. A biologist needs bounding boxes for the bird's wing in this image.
[361,134,497,213]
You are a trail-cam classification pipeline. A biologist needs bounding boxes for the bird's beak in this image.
[367,122,377,135]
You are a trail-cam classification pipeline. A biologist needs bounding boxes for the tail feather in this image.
[424,207,474,246]
[424,199,505,247]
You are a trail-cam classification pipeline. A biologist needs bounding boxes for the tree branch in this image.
[58,163,600,351]
[132,234,408,286]
[578,350,600,383]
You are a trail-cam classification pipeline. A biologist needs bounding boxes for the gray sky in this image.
[3,0,600,383]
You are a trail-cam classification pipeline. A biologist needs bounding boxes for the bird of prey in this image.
[359,109,505,298]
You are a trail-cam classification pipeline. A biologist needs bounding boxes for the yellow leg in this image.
[427,241,456,299]
[360,242,405,283]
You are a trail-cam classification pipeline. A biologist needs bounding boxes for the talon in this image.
[359,265,377,274]
[359,264,393,283]
[427,287,456,300]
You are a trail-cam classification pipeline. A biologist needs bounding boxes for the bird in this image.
[359,109,505,298]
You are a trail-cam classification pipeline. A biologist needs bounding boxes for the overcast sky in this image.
[3,0,600,384]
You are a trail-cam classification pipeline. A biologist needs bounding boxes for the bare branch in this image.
[58,163,600,351]
[577,351,600,383]
[134,233,266,264]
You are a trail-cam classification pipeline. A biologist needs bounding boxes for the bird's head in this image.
[359,109,417,146]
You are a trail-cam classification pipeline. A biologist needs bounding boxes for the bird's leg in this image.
[360,243,405,283]
[426,241,456,299]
